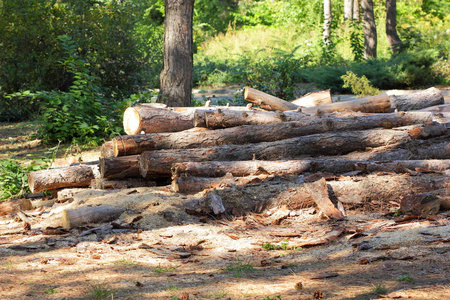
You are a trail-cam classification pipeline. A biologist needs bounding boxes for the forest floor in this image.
[0,88,449,300]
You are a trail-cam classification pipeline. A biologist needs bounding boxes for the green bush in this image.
[341,71,379,97]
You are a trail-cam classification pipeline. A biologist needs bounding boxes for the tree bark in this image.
[171,159,450,178]
[303,94,390,113]
[386,0,403,54]
[114,111,433,156]
[158,0,195,106]
[28,165,94,193]
[361,0,377,58]
[344,0,354,20]
[100,155,141,179]
[91,178,157,190]
[389,87,444,111]
[353,0,360,21]
[400,193,441,216]
[291,90,332,107]
[323,0,333,46]
[139,124,446,177]
[244,87,299,111]
[62,205,124,229]
[100,141,115,158]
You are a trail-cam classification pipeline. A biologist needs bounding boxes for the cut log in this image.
[291,90,332,107]
[123,105,251,135]
[418,104,450,125]
[389,87,444,111]
[0,199,33,216]
[304,178,343,220]
[100,141,115,158]
[139,124,447,177]
[302,94,391,114]
[244,87,299,111]
[28,165,94,193]
[91,178,157,189]
[172,159,450,178]
[61,205,124,229]
[100,155,141,179]
[400,193,441,216]
[114,111,434,156]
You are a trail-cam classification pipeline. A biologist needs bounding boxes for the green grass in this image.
[225,261,255,278]
[371,283,388,295]
[152,264,179,275]
[84,283,114,300]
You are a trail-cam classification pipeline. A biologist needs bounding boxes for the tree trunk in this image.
[158,0,195,107]
[361,0,377,58]
[344,0,354,20]
[171,159,450,178]
[139,124,446,177]
[291,90,332,107]
[28,165,94,193]
[353,0,360,21]
[114,111,433,156]
[389,87,444,111]
[302,94,390,113]
[323,0,333,45]
[100,155,141,179]
[244,87,299,111]
[62,205,124,229]
[386,0,403,54]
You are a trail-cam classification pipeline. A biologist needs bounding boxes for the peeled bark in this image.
[302,94,391,113]
[291,90,332,107]
[306,178,343,220]
[139,124,446,177]
[62,205,124,229]
[389,87,444,111]
[114,111,433,156]
[361,0,377,58]
[244,87,299,111]
[0,199,33,216]
[100,155,141,179]
[28,165,94,193]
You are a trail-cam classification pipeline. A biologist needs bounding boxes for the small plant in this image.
[44,288,58,295]
[167,285,180,291]
[341,71,380,97]
[152,264,179,275]
[397,275,414,283]
[113,258,139,267]
[371,283,388,295]
[85,283,113,300]
[226,262,255,278]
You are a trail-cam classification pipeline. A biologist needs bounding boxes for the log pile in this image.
[26,86,449,225]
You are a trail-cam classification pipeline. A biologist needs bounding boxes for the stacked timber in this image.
[26,86,449,221]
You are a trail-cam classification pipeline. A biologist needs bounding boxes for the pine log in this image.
[100,141,115,158]
[100,155,141,179]
[244,87,299,111]
[114,111,433,156]
[291,90,332,107]
[302,94,391,114]
[0,199,33,216]
[418,104,450,125]
[389,87,444,111]
[28,165,94,193]
[61,205,124,229]
[400,193,441,216]
[139,124,447,177]
[91,178,157,189]
[171,159,450,178]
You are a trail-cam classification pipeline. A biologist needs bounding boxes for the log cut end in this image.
[123,107,141,135]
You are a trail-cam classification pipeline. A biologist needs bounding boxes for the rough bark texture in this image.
[291,90,332,107]
[158,0,194,106]
[400,193,441,216]
[91,178,157,190]
[386,0,402,53]
[139,124,446,177]
[301,94,391,113]
[244,87,299,111]
[100,155,141,179]
[28,165,94,193]
[62,205,124,229]
[390,87,444,111]
[114,111,433,156]
[361,0,377,58]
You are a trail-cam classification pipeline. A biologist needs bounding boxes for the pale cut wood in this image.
[302,94,391,114]
[100,155,141,179]
[0,199,33,216]
[400,193,441,216]
[389,87,444,111]
[172,159,450,178]
[244,87,299,111]
[291,90,332,107]
[61,205,124,229]
[139,124,446,177]
[304,178,343,220]
[114,111,433,156]
[100,141,115,158]
[28,165,94,193]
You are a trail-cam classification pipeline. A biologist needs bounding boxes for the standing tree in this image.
[323,0,333,45]
[353,0,360,21]
[344,0,354,20]
[158,0,195,107]
[386,0,403,54]
[361,0,377,58]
